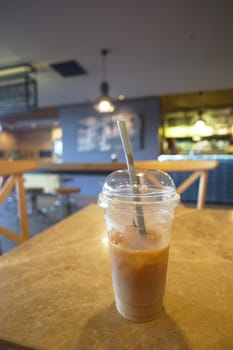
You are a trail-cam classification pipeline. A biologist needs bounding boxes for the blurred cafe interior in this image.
[0,2,233,349]
[0,1,233,253]
[0,1,233,241]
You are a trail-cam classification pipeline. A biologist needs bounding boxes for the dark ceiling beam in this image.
[161,88,233,113]
[0,106,60,124]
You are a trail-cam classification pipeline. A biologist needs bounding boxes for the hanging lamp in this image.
[195,110,206,128]
[94,49,115,113]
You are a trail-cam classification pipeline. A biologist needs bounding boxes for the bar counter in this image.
[36,159,233,204]
[0,205,233,349]
[158,154,233,204]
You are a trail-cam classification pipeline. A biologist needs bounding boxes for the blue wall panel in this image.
[60,97,160,163]
[160,156,233,204]
[59,97,160,197]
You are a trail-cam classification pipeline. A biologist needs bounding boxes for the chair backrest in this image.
[0,160,37,244]
[135,160,219,209]
[0,160,37,177]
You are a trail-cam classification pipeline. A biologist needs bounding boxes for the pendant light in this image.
[195,110,206,128]
[94,49,115,113]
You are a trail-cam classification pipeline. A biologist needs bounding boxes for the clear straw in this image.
[117,119,146,235]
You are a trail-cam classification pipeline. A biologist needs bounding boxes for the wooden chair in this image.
[135,160,219,209]
[23,173,81,219]
[0,160,37,244]
[55,177,80,216]
[26,187,44,214]
[56,187,81,216]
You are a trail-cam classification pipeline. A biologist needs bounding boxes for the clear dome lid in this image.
[98,169,179,208]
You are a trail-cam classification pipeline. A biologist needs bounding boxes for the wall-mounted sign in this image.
[77,113,143,152]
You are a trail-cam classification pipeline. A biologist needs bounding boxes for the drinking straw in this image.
[117,119,146,235]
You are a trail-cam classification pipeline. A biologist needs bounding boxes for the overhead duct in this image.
[0,63,38,115]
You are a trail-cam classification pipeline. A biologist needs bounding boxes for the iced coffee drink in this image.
[99,169,178,322]
[109,227,169,322]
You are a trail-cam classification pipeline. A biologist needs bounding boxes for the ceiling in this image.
[0,0,233,117]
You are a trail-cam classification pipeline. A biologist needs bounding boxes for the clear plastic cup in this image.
[98,169,179,322]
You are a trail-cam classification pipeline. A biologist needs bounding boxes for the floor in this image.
[0,193,232,255]
[0,193,98,255]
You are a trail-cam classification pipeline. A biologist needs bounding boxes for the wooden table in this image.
[0,205,232,349]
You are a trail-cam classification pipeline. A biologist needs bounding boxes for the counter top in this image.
[37,161,127,173]
[37,158,222,174]
[0,205,233,349]
[159,154,233,160]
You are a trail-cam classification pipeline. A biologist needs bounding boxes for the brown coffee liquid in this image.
[109,228,169,322]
